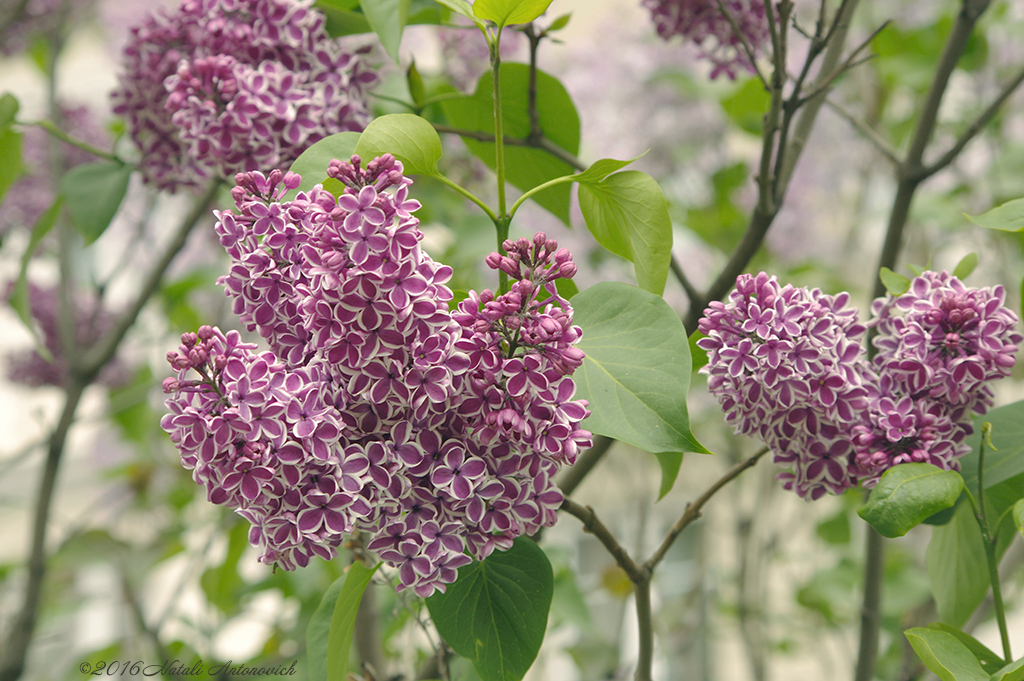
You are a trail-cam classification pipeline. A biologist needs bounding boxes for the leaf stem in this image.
[433,173,498,221]
[22,118,123,164]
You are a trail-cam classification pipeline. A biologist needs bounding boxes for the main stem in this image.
[976,430,1012,662]
[489,29,510,292]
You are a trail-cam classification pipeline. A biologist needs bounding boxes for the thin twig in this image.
[560,499,644,581]
[714,0,769,89]
[75,179,223,377]
[825,97,901,165]
[644,447,769,571]
[433,125,586,171]
[556,435,614,497]
[670,255,701,308]
[923,62,1024,178]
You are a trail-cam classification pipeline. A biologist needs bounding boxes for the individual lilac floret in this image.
[641,0,771,79]
[111,0,378,191]
[163,159,591,596]
[698,272,871,500]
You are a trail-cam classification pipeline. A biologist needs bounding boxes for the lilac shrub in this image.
[111,0,378,191]
[642,0,771,79]
[698,271,1022,500]
[161,157,591,595]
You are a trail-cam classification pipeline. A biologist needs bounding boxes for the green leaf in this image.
[992,657,1024,681]
[653,451,683,500]
[317,5,373,37]
[965,197,1024,232]
[879,266,911,295]
[545,12,571,32]
[922,623,1004,676]
[433,0,484,28]
[354,113,443,177]
[720,77,770,135]
[927,499,990,628]
[199,521,249,613]
[578,171,672,295]
[0,126,24,207]
[953,252,979,280]
[10,198,62,361]
[426,537,553,681]
[287,131,361,197]
[1014,499,1024,540]
[0,92,18,128]
[58,162,132,244]
[359,0,410,63]
[307,562,379,681]
[441,64,580,224]
[574,153,645,184]
[959,400,1024,494]
[473,0,552,27]
[572,282,709,455]
[904,627,989,681]
[857,463,964,538]
[407,61,426,108]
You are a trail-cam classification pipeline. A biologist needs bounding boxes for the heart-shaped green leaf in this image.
[572,282,709,455]
[426,538,553,681]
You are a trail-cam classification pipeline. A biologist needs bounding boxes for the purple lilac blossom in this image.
[641,0,771,79]
[698,271,1022,500]
[4,282,131,389]
[111,0,378,192]
[161,158,591,596]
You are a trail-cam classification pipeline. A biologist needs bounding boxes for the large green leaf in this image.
[473,0,552,27]
[426,537,553,681]
[441,63,580,224]
[965,197,1024,232]
[433,0,485,28]
[573,154,644,184]
[354,113,443,177]
[904,627,989,681]
[959,400,1024,495]
[578,170,672,295]
[359,0,410,63]
[992,657,1024,681]
[307,562,379,681]
[858,463,964,538]
[287,131,361,197]
[920,623,1005,676]
[572,282,709,455]
[926,499,989,628]
[58,161,132,244]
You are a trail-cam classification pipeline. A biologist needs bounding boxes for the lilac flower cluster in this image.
[161,157,591,595]
[4,282,130,389]
[642,0,770,79]
[698,271,1021,500]
[111,0,378,191]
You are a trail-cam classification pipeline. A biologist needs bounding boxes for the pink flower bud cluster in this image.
[641,0,771,79]
[162,158,591,595]
[699,271,1022,500]
[111,0,378,191]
